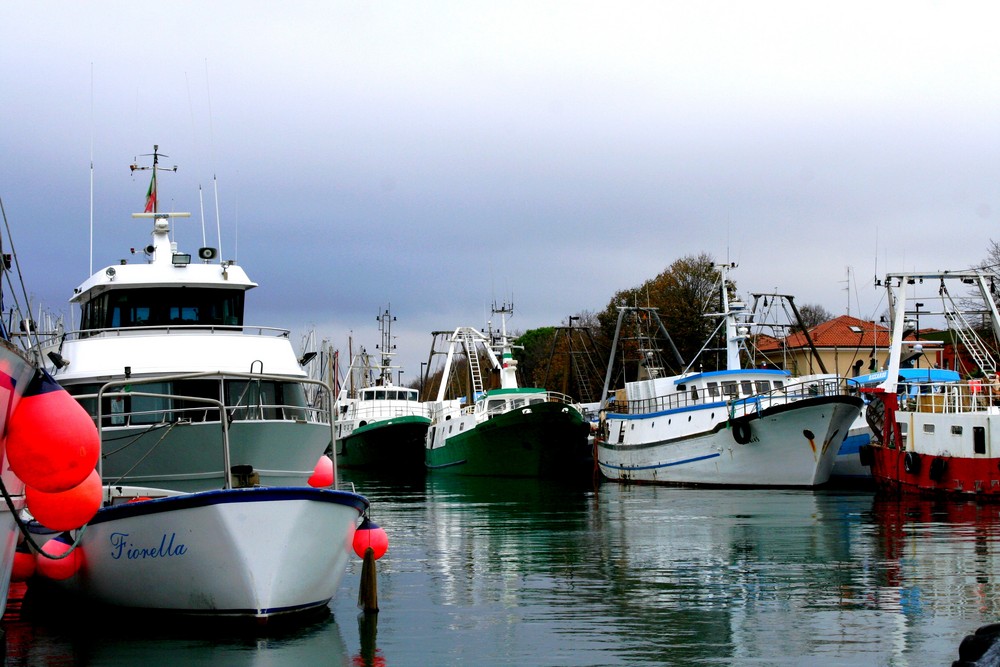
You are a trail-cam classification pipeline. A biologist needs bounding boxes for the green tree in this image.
[596,253,727,386]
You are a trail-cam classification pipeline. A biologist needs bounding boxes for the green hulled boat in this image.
[424,306,592,477]
[334,307,430,474]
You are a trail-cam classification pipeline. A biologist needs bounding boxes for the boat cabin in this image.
[79,286,245,330]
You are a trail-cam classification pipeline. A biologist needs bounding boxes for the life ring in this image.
[731,418,752,445]
[929,456,947,482]
[904,451,922,475]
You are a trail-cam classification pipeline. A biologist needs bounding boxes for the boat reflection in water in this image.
[10,469,1000,665]
[3,583,352,666]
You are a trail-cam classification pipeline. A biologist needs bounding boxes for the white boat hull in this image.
[598,396,861,486]
[48,487,367,619]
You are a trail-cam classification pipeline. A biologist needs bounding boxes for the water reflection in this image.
[8,471,1000,666]
[2,586,352,666]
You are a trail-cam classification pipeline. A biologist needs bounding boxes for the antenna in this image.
[89,62,94,276]
[129,145,178,215]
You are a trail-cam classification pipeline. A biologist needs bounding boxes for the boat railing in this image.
[476,390,578,418]
[340,401,430,422]
[79,371,334,427]
[62,324,292,340]
[91,371,338,488]
[95,387,234,489]
[606,376,850,417]
[899,380,1000,414]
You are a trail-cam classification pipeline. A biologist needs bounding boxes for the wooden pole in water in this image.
[358,546,379,613]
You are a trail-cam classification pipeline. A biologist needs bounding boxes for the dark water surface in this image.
[5,472,1000,666]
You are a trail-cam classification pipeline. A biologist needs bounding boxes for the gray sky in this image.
[2,2,999,379]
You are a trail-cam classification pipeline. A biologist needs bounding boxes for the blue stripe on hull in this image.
[599,452,721,472]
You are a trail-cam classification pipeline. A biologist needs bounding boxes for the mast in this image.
[375,306,398,386]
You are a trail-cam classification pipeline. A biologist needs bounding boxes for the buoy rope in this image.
[100,421,172,451]
[0,474,88,559]
[106,421,181,487]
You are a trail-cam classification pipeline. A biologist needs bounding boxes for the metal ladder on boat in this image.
[461,330,485,396]
[943,289,998,375]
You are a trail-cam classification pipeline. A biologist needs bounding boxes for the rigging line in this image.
[0,198,39,350]
[106,421,182,487]
[0,473,89,559]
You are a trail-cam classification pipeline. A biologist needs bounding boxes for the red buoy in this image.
[26,469,102,531]
[353,517,388,560]
[35,537,81,581]
[11,548,35,582]
[308,455,334,488]
[7,370,100,493]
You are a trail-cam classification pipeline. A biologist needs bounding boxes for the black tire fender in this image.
[731,418,752,445]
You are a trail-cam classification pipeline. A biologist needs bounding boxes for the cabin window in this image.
[706,382,719,397]
[80,287,245,331]
[922,424,935,434]
[740,381,753,396]
[721,381,738,397]
[951,425,963,435]
[755,381,770,393]
[375,390,387,401]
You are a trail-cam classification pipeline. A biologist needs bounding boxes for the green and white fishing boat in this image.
[424,305,592,477]
[334,307,430,473]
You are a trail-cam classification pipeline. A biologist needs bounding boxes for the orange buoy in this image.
[11,548,35,582]
[353,518,389,560]
[7,370,100,493]
[26,469,102,531]
[35,537,81,581]
[308,455,334,488]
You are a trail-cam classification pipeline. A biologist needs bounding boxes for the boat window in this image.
[80,287,245,331]
[706,382,719,397]
[952,425,963,435]
[529,397,545,405]
[721,381,738,397]
[755,381,770,393]
[923,424,935,433]
[740,381,753,396]
[225,380,307,420]
[375,390,387,401]
[690,386,699,401]
[487,399,505,415]
[773,380,784,390]
[406,390,417,401]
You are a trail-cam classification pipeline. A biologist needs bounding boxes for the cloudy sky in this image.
[2,2,999,378]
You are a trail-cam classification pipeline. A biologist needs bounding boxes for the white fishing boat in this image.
[595,264,863,487]
[334,307,429,473]
[424,305,592,477]
[28,146,369,621]
[860,270,1000,498]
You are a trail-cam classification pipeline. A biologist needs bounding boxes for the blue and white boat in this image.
[595,265,863,487]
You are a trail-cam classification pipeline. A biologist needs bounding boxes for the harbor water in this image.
[4,470,1000,666]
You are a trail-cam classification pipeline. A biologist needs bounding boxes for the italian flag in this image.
[144,171,156,213]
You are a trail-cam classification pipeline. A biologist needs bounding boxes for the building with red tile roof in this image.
[753,314,945,377]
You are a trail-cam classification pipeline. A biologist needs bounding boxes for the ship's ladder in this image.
[461,330,485,396]
[942,286,998,376]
